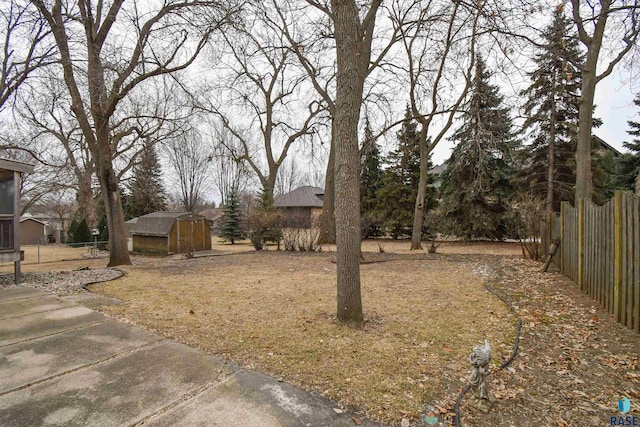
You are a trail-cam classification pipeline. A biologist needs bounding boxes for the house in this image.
[0,158,34,283]
[198,208,223,232]
[273,186,324,228]
[19,218,50,245]
[128,211,211,255]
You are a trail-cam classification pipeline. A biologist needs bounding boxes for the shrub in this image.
[246,210,284,250]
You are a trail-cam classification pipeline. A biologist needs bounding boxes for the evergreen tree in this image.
[360,118,383,238]
[218,191,245,244]
[617,94,640,192]
[439,57,518,240]
[73,218,92,243]
[374,108,433,238]
[127,140,167,218]
[66,219,79,244]
[515,10,583,212]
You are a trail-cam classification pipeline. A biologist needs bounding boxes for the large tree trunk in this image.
[575,65,596,203]
[574,1,608,204]
[332,0,367,327]
[635,171,640,196]
[411,127,429,250]
[318,129,336,244]
[76,174,97,229]
[95,122,131,266]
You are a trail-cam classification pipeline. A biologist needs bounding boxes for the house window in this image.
[0,170,14,250]
[0,170,14,215]
[0,218,13,249]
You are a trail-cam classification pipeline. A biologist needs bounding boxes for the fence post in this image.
[547,211,553,256]
[560,202,565,273]
[578,198,585,290]
[614,191,623,323]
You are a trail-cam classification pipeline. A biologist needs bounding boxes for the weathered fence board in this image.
[546,191,640,333]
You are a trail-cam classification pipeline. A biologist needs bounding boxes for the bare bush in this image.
[509,196,546,261]
[282,227,321,252]
[281,214,321,252]
[245,210,284,251]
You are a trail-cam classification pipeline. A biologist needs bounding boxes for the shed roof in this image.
[129,211,204,237]
[274,186,324,208]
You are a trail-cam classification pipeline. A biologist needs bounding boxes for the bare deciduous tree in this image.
[165,130,212,213]
[0,0,53,111]
[210,129,252,207]
[31,0,237,266]
[394,0,480,249]
[570,0,640,201]
[202,2,321,205]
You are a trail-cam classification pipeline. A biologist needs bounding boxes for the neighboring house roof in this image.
[592,134,622,156]
[199,208,223,222]
[274,186,324,208]
[128,211,203,237]
[429,163,446,175]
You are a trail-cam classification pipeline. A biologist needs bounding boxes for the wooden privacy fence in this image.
[543,191,640,333]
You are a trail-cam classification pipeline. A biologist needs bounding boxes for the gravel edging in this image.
[0,268,125,296]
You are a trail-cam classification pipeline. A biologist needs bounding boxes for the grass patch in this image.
[90,250,514,424]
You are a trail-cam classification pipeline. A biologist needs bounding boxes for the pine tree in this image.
[360,118,383,238]
[515,10,583,212]
[74,218,92,244]
[218,191,245,244]
[66,219,79,244]
[617,94,640,192]
[127,140,167,218]
[439,57,517,240]
[374,108,433,238]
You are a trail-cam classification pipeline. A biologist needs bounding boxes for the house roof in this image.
[592,134,622,156]
[128,211,204,237]
[199,208,223,222]
[274,186,324,208]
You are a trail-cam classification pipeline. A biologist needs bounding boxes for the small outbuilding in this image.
[20,218,50,245]
[128,211,211,255]
[274,186,324,228]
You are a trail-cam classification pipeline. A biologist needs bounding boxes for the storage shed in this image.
[128,212,211,255]
[20,218,50,245]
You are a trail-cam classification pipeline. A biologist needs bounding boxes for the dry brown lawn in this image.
[0,244,107,273]
[90,244,517,424]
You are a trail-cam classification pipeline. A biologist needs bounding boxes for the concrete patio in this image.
[0,287,375,427]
